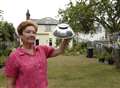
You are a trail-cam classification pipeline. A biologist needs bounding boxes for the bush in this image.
[0,48,12,56]
[64,42,87,56]
[96,46,114,64]
[0,47,12,67]
[0,55,6,66]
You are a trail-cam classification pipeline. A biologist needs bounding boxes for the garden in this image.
[1,42,120,88]
[1,0,120,87]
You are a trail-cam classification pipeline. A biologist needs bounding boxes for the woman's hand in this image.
[50,38,71,57]
[60,38,71,50]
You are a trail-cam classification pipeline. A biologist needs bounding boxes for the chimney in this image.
[26,9,30,20]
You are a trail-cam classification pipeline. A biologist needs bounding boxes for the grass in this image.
[48,55,120,88]
[0,68,6,87]
[1,55,120,88]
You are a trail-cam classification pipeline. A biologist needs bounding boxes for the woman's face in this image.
[20,26,37,45]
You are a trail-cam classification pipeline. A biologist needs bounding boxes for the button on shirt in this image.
[5,45,55,88]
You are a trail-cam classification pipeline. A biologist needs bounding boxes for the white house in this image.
[26,10,59,47]
[31,17,59,47]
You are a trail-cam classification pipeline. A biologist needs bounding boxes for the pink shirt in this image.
[5,45,55,88]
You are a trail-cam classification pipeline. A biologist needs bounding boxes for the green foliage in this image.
[58,0,120,34]
[58,0,95,33]
[0,10,3,19]
[0,21,18,56]
[97,51,105,60]
[0,21,17,41]
[0,55,6,65]
[96,46,113,61]
[0,48,12,65]
[3,48,12,56]
[104,52,112,61]
[94,0,120,33]
[64,42,87,56]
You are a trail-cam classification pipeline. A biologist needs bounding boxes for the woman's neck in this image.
[22,43,34,50]
[21,43,35,55]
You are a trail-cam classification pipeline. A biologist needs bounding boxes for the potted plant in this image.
[104,46,114,65]
[105,52,114,65]
[97,51,106,63]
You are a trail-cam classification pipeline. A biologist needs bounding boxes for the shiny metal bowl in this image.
[53,23,75,39]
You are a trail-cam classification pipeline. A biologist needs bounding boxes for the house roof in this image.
[31,17,59,25]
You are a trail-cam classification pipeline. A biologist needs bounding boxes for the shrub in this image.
[64,42,87,56]
[0,47,12,56]
[0,55,6,66]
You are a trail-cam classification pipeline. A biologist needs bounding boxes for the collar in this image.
[17,46,39,56]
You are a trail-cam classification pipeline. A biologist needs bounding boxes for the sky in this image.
[0,0,75,28]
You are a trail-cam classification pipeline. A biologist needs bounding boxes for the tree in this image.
[0,21,17,41]
[0,21,18,56]
[93,0,120,33]
[58,0,120,34]
[0,10,4,20]
[58,0,95,33]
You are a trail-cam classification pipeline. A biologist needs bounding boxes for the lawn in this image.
[1,55,120,88]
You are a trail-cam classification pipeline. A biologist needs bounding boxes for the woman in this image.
[4,20,70,88]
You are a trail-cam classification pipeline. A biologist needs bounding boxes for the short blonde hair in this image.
[17,20,38,35]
